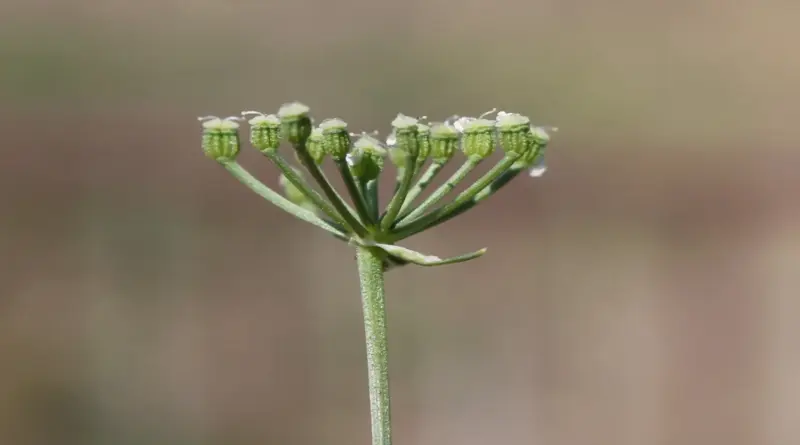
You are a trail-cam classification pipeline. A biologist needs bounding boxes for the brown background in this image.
[2,0,799,444]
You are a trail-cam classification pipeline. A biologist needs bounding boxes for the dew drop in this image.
[386,129,397,147]
[453,117,474,133]
[346,149,363,167]
[529,163,547,177]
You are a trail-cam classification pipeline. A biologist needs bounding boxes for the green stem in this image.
[396,161,445,221]
[379,169,406,223]
[380,153,418,231]
[293,141,368,237]
[390,154,521,241]
[321,218,351,242]
[397,166,525,239]
[391,167,405,197]
[262,151,349,228]
[397,158,480,225]
[336,160,376,227]
[220,161,347,239]
[364,179,380,223]
[355,246,392,445]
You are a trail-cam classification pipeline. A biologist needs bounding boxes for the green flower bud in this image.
[388,144,408,169]
[459,118,495,160]
[415,123,431,166]
[348,134,387,182]
[429,122,459,163]
[512,141,540,169]
[277,102,312,145]
[279,169,317,213]
[304,127,327,165]
[198,116,241,162]
[529,125,552,148]
[242,111,281,153]
[495,112,532,155]
[390,114,420,157]
[319,118,351,161]
[513,126,554,177]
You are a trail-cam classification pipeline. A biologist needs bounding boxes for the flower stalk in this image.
[380,115,420,230]
[197,102,556,445]
[356,245,392,445]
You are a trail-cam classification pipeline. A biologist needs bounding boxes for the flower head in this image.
[198,103,559,258]
[415,122,431,166]
[319,118,351,161]
[348,133,387,181]
[460,118,496,160]
[198,116,242,162]
[305,127,327,165]
[513,126,556,177]
[389,114,420,157]
[241,111,281,153]
[428,122,459,163]
[495,112,532,155]
[277,102,313,145]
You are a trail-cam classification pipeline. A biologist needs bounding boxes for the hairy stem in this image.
[356,246,392,445]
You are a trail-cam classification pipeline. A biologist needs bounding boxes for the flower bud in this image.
[529,125,552,148]
[277,102,313,145]
[319,118,351,161]
[495,112,532,155]
[279,169,317,213]
[513,126,553,177]
[460,118,496,160]
[199,116,241,162]
[415,123,431,166]
[304,127,327,165]
[429,123,459,163]
[388,144,408,169]
[390,114,420,157]
[347,134,387,182]
[242,111,281,153]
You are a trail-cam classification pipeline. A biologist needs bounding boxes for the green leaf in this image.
[366,242,487,267]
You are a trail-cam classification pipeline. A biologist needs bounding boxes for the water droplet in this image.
[529,163,547,177]
[386,129,397,147]
[453,117,474,133]
[346,149,363,167]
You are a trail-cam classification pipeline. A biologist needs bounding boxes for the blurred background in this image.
[2,0,799,444]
